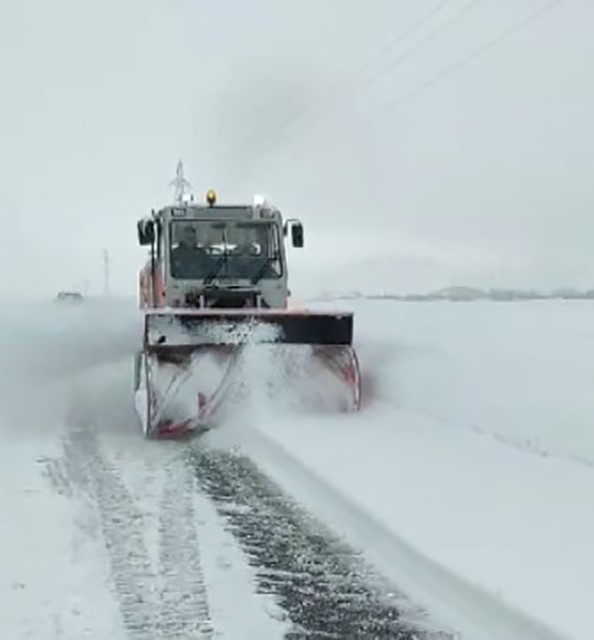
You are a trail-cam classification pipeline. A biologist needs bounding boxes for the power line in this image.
[310,0,564,155]
[212,0,463,168]
[348,0,455,79]
[312,0,480,123]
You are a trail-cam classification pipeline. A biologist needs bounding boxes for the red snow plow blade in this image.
[134,308,361,438]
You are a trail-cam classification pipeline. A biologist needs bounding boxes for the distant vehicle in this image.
[55,291,84,303]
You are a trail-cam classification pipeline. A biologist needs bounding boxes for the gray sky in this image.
[0,0,591,297]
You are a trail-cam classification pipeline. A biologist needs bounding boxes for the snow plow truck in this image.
[133,177,361,438]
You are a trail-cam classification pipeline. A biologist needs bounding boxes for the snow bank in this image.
[221,297,594,640]
[345,298,594,467]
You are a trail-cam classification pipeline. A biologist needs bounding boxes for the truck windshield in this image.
[169,219,282,280]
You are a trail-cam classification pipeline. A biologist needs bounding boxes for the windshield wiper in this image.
[250,253,279,285]
[203,254,227,284]
[203,230,229,285]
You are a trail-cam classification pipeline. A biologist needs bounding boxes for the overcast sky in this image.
[0,0,591,297]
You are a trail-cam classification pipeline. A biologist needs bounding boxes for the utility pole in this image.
[103,248,110,297]
[169,159,192,203]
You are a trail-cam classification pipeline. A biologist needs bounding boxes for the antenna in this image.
[169,159,193,204]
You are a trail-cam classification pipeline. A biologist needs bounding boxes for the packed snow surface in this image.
[1,296,593,639]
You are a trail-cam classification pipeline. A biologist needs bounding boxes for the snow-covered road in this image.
[1,297,592,639]
[242,298,594,640]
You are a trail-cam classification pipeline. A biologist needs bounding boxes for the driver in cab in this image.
[170,225,208,278]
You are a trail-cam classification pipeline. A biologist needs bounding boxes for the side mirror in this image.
[291,223,304,248]
[137,219,155,246]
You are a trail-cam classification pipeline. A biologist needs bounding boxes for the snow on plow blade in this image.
[135,309,361,438]
[143,308,354,348]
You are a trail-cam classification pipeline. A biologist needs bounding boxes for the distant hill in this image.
[429,286,487,301]
[311,286,594,302]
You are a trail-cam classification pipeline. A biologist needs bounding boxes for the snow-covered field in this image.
[1,296,592,639]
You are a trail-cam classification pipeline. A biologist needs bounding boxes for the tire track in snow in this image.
[188,446,451,640]
[156,463,214,639]
[62,420,215,639]
[63,423,160,640]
